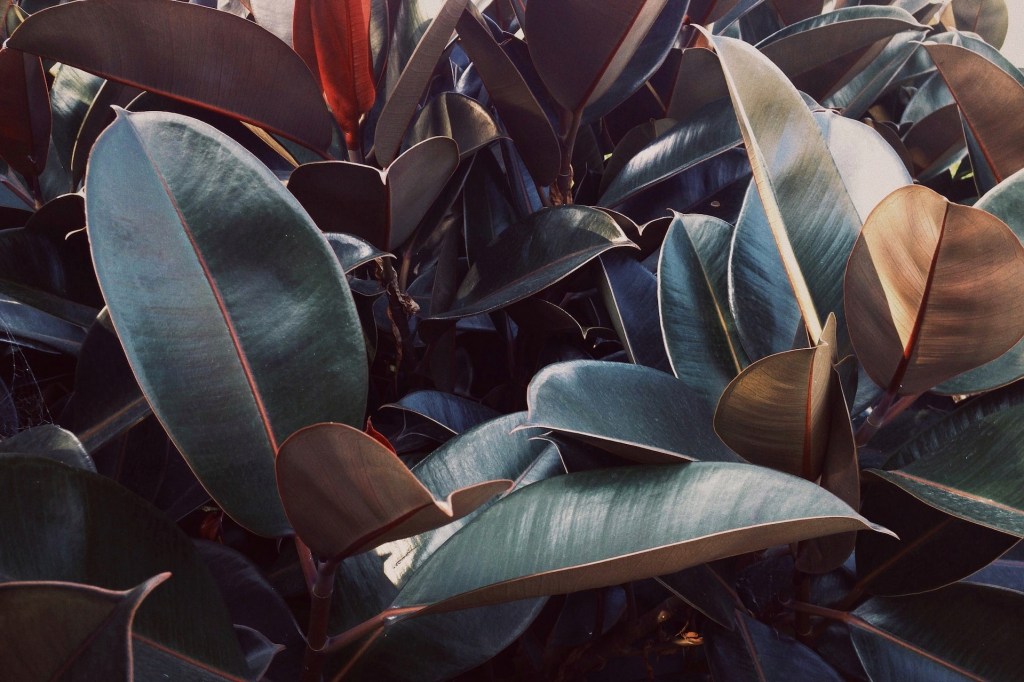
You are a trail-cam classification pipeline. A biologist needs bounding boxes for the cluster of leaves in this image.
[0,0,1023,680]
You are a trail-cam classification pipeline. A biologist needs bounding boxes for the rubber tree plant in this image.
[0,0,1022,680]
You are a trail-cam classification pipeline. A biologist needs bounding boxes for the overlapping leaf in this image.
[276,422,512,559]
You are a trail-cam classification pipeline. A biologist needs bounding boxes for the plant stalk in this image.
[301,557,341,682]
[553,108,582,205]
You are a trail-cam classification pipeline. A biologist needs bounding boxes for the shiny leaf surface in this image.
[393,462,886,611]
[8,0,334,153]
[86,111,366,537]
[524,360,740,463]
[845,185,1024,395]
[0,423,93,471]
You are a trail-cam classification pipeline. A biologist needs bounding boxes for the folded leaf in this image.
[8,0,334,153]
[86,110,366,536]
[277,422,512,559]
[293,0,376,147]
[845,184,1024,395]
[393,462,888,612]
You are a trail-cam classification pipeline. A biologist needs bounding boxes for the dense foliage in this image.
[0,0,1022,680]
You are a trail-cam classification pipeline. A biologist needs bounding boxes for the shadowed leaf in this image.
[0,575,167,681]
[8,0,334,153]
[849,583,1024,681]
[408,92,502,158]
[0,423,93,471]
[0,47,50,179]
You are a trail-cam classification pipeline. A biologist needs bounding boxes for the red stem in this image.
[301,557,340,682]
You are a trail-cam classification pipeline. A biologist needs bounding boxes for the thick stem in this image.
[295,537,317,593]
[380,258,418,383]
[301,558,341,682]
[324,607,424,654]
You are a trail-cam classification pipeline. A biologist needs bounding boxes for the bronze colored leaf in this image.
[925,42,1024,185]
[844,185,1024,395]
[276,422,512,559]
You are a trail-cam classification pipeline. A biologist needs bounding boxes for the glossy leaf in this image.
[712,33,861,342]
[0,47,50,179]
[759,7,923,100]
[277,422,511,559]
[524,360,740,463]
[658,213,743,408]
[845,184,1024,395]
[855,480,1018,596]
[925,42,1024,188]
[938,169,1024,393]
[48,64,103,178]
[868,405,1024,538]
[330,413,561,681]
[408,92,502,158]
[86,110,366,537]
[0,575,166,681]
[731,112,911,361]
[0,457,249,678]
[0,278,95,355]
[0,423,93,471]
[293,0,375,146]
[431,206,634,319]
[952,0,1008,48]
[289,136,459,250]
[455,5,559,185]
[393,462,886,612]
[849,583,1024,681]
[374,0,468,165]
[326,232,391,273]
[8,0,334,153]
[599,98,741,209]
[525,0,672,113]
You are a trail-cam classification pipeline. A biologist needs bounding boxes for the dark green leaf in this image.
[952,0,1008,48]
[849,583,1024,681]
[0,457,248,678]
[408,92,502,158]
[0,575,166,681]
[597,251,672,372]
[86,111,366,537]
[706,612,844,682]
[524,360,740,463]
[431,206,634,319]
[0,424,92,471]
[0,47,50,179]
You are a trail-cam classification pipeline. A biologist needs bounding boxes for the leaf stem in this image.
[554,108,582,205]
[324,606,424,655]
[854,390,921,446]
[301,556,341,682]
[296,536,317,593]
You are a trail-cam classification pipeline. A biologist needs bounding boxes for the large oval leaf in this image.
[525,0,671,113]
[711,32,862,342]
[8,0,334,153]
[392,462,886,612]
[849,583,1024,681]
[524,360,740,463]
[430,206,635,319]
[0,457,249,678]
[845,184,1024,395]
[86,110,367,537]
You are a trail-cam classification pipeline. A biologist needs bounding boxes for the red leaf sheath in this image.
[293,0,376,149]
